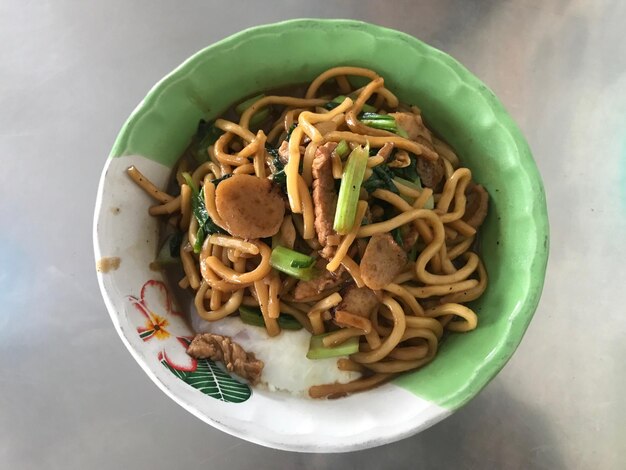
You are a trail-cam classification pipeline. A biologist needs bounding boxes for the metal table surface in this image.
[1,1,624,469]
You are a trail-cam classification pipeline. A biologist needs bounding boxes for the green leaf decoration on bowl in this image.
[162,356,251,404]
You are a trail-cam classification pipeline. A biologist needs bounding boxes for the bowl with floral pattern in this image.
[93,19,549,452]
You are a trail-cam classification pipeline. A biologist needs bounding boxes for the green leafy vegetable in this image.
[359,112,398,132]
[269,246,317,280]
[324,96,377,113]
[362,164,399,194]
[266,145,287,192]
[306,333,359,359]
[182,172,226,253]
[154,232,182,266]
[335,140,349,159]
[392,226,404,248]
[334,144,369,234]
[390,154,420,182]
[193,120,223,163]
[239,306,303,330]
[286,123,297,141]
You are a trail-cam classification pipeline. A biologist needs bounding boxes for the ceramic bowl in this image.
[93,19,549,452]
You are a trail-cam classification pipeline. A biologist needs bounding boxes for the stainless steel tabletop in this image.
[1,1,624,469]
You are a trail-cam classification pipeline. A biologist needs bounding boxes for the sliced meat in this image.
[390,112,432,142]
[277,140,305,164]
[293,260,348,301]
[278,140,290,164]
[402,224,419,252]
[416,155,445,189]
[337,284,380,318]
[390,113,443,188]
[360,233,407,290]
[187,333,264,385]
[312,142,339,257]
[463,183,489,229]
[215,174,285,239]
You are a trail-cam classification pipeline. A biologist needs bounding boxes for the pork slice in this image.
[293,260,348,301]
[337,284,380,318]
[312,142,339,256]
[360,233,407,290]
[463,183,489,229]
[390,112,431,142]
[187,333,264,385]
[416,153,445,189]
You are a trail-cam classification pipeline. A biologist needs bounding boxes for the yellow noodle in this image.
[206,240,271,285]
[425,303,478,332]
[308,311,325,335]
[239,96,327,130]
[268,271,281,319]
[447,235,475,260]
[179,184,192,230]
[286,126,304,213]
[302,141,319,187]
[254,279,280,337]
[195,281,244,321]
[180,236,200,290]
[207,234,259,255]
[325,131,438,161]
[340,255,365,288]
[210,287,222,311]
[298,175,316,240]
[298,97,353,143]
[383,283,424,316]
[309,373,393,399]
[305,66,380,99]
[441,256,487,303]
[126,166,173,203]
[447,218,477,237]
[203,182,228,231]
[178,276,190,289]
[327,201,368,272]
[351,296,406,364]
[149,196,181,215]
[322,328,364,347]
[233,163,255,174]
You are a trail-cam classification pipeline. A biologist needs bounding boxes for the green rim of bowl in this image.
[108,19,549,410]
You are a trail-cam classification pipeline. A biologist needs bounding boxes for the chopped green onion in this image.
[290,258,315,269]
[270,246,317,280]
[396,126,409,138]
[239,306,303,331]
[334,144,369,234]
[182,172,198,194]
[335,139,349,159]
[359,112,398,132]
[359,112,395,121]
[394,176,421,190]
[306,333,359,359]
[325,96,376,113]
